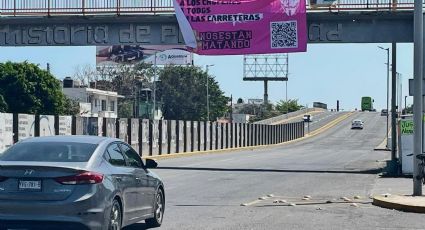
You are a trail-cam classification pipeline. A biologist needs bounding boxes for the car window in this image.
[120,144,144,168]
[105,143,126,167]
[0,142,97,162]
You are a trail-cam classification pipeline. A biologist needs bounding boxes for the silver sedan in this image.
[351,119,364,129]
[0,135,164,230]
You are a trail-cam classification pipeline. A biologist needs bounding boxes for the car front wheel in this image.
[145,189,165,228]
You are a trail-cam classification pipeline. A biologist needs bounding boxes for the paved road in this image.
[278,111,350,132]
[126,112,424,230]
[304,111,349,132]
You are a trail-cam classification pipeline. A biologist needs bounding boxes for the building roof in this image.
[64,87,124,98]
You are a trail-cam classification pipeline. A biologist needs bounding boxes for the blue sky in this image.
[0,43,413,111]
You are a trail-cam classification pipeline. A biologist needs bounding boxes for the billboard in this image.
[248,99,264,104]
[96,45,193,66]
[173,0,307,55]
[144,49,193,65]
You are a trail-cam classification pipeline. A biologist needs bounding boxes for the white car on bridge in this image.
[351,119,364,129]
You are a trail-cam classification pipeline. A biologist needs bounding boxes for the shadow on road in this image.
[157,167,382,175]
[174,204,235,207]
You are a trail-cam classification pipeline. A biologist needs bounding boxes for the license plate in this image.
[18,180,41,191]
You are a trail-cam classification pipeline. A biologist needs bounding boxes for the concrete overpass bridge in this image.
[0,0,422,46]
[0,0,418,16]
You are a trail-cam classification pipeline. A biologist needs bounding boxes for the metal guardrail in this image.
[0,0,422,16]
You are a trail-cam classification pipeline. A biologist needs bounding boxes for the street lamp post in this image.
[397,72,403,114]
[378,46,390,149]
[206,64,214,121]
[285,80,288,118]
[404,96,408,115]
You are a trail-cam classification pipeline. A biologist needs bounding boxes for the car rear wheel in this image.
[109,199,122,230]
[145,189,164,228]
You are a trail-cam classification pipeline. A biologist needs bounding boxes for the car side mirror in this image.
[146,159,158,169]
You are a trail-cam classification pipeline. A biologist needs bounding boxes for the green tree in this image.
[0,94,8,112]
[0,62,68,114]
[62,97,80,116]
[158,65,229,121]
[118,100,134,118]
[275,99,304,114]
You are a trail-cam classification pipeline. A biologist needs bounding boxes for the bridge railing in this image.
[0,0,423,16]
[323,0,416,11]
[0,0,174,16]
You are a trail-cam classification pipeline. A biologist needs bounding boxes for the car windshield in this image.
[0,142,98,162]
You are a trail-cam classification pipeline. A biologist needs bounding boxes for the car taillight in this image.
[0,176,8,182]
[55,172,103,185]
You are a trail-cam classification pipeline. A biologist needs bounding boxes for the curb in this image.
[374,129,391,151]
[373,195,425,213]
[143,112,355,161]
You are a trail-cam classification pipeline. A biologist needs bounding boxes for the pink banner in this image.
[173,0,307,55]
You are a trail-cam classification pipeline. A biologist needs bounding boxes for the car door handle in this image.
[115,176,123,182]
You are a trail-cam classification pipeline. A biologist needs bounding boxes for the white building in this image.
[62,78,123,118]
[232,114,251,123]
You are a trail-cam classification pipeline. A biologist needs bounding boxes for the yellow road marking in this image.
[271,110,325,125]
[307,112,354,137]
[143,112,355,161]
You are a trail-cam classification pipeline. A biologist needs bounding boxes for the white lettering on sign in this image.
[0,24,180,46]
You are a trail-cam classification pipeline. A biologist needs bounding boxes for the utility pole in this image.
[378,46,390,149]
[230,94,233,123]
[286,55,289,118]
[153,52,157,120]
[391,43,397,163]
[404,96,408,115]
[285,81,288,118]
[413,0,423,196]
[206,64,215,121]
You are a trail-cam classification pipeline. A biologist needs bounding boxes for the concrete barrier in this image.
[0,112,305,157]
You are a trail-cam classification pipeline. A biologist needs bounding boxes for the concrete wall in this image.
[1,113,305,156]
[177,120,184,153]
[169,120,177,154]
[141,119,149,156]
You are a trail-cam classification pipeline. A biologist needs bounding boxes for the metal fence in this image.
[0,0,422,16]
